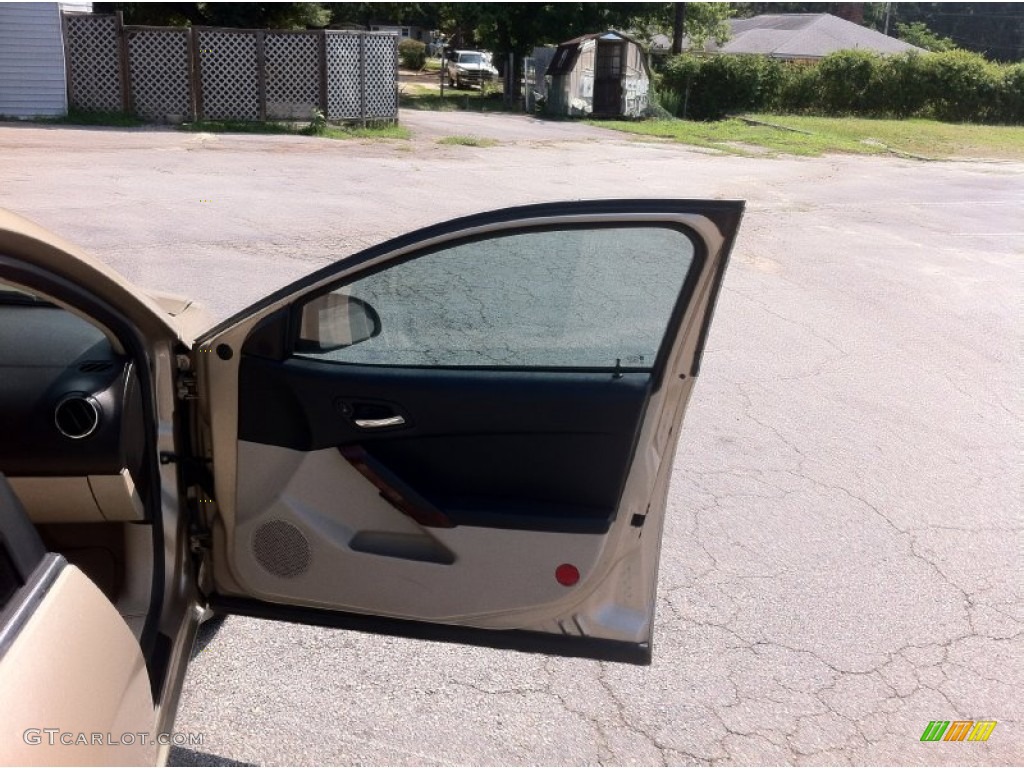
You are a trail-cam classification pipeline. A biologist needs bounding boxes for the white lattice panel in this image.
[62,19,396,125]
[197,30,259,120]
[325,33,361,120]
[264,33,320,119]
[363,34,397,118]
[64,14,122,112]
[127,29,191,120]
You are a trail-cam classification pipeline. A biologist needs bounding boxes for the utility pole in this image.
[883,2,892,36]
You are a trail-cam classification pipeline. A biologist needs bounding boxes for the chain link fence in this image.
[62,13,398,123]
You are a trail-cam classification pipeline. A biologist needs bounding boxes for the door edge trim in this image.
[0,553,65,662]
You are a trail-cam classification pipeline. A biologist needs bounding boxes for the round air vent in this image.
[54,394,100,439]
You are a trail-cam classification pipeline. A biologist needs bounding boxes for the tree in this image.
[201,3,331,29]
[672,3,685,54]
[678,2,732,49]
[632,2,733,53]
[454,3,660,57]
[92,2,203,26]
[896,21,956,52]
[95,2,332,29]
[324,3,441,30]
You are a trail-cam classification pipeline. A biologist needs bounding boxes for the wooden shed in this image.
[545,30,651,118]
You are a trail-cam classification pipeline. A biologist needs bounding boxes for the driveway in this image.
[0,112,1020,766]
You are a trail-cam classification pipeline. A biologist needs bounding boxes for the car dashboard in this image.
[0,300,148,523]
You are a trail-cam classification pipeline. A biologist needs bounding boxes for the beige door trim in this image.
[0,555,156,766]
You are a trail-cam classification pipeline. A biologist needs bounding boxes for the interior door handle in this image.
[354,415,406,429]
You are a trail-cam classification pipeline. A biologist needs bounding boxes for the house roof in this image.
[705,13,923,59]
[546,30,641,76]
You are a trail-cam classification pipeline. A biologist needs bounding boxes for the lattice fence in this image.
[126,28,191,120]
[324,32,398,121]
[362,34,398,119]
[195,29,259,120]
[61,15,399,123]
[265,32,321,120]
[325,33,362,120]
[63,13,123,112]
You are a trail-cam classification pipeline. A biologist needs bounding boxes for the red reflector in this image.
[555,563,580,586]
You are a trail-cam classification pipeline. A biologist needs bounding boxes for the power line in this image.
[925,12,1024,18]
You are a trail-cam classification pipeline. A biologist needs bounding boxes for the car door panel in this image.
[231,439,616,621]
[197,200,744,663]
[237,356,652,532]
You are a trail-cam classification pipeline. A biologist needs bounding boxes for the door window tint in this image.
[295,226,697,369]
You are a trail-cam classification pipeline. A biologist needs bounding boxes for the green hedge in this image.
[398,39,427,70]
[657,50,1023,124]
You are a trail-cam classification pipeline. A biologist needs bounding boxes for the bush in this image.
[654,50,1021,125]
[661,55,702,95]
[815,50,883,114]
[655,88,682,118]
[775,62,819,114]
[875,52,930,117]
[660,54,786,120]
[923,49,999,122]
[995,63,1024,124]
[398,39,426,70]
[697,55,787,119]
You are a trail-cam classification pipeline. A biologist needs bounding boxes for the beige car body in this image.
[0,209,207,765]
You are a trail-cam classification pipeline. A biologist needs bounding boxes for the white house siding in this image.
[0,2,89,118]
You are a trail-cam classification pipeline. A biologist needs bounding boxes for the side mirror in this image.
[295,292,381,353]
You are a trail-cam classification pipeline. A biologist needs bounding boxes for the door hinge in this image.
[175,353,198,400]
[189,529,212,554]
[160,451,214,496]
[176,372,198,401]
[161,452,214,553]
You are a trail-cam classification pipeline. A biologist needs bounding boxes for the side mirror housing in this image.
[295,293,381,353]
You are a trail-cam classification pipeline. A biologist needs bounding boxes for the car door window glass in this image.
[295,225,697,369]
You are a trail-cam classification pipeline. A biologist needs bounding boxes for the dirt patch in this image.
[398,68,443,85]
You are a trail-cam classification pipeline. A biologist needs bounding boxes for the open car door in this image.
[195,200,743,664]
[0,475,155,766]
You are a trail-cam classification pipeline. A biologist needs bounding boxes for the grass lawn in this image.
[180,119,410,140]
[34,108,145,127]
[595,115,1024,161]
[12,108,409,141]
[436,135,499,147]
[399,83,510,113]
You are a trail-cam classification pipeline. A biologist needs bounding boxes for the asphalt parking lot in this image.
[1,111,1020,766]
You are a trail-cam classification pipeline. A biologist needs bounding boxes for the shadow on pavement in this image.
[168,746,255,767]
[189,612,228,660]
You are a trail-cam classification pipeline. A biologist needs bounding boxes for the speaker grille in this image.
[252,520,311,578]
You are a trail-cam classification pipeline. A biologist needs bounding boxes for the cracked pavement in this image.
[0,111,1020,765]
